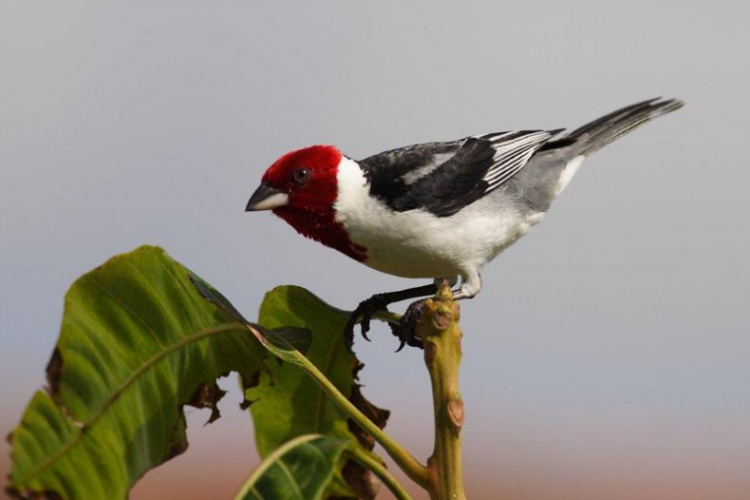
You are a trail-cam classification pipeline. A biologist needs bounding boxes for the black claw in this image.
[388,299,427,351]
[344,284,437,352]
[344,294,391,349]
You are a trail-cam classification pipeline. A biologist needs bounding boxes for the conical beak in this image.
[245,183,290,211]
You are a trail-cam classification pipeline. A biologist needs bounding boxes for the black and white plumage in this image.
[335,98,683,300]
[361,130,554,217]
[247,98,684,346]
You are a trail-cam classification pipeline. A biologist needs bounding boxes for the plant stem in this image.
[417,283,467,500]
[348,446,415,500]
[271,338,431,488]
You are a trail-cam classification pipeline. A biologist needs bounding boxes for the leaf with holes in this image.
[6,246,273,500]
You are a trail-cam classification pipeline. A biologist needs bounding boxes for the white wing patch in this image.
[478,131,553,193]
[400,152,454,185]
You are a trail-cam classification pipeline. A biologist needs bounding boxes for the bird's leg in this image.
[452,271,481,301]
[345,283,438,348]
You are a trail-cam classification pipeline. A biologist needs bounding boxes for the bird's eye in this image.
[292,167,310,185]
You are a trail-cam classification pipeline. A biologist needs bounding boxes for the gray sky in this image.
[1,2,749,499]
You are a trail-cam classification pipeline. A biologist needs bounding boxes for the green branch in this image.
[416,283,467,500]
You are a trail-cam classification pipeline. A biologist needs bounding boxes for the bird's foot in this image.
[344,293,392,349]
[391,299,427,351]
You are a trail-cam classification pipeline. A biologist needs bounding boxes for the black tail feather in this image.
[566,98,684,156]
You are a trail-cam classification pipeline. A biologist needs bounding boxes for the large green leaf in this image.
[7,246,269,500]
[233,434,351,500]
[247,286,390,499]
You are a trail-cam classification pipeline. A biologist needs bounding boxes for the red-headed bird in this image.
[247,98,683,349]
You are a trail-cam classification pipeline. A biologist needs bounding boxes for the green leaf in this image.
[7,246,267,500]
[233,434,351,500]
[247,286,390,499]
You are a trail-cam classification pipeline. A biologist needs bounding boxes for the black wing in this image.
[359,130,555,217]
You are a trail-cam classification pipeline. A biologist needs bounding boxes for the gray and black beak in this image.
[246,183,290,211]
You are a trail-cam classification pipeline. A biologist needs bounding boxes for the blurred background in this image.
[1,2,748,499]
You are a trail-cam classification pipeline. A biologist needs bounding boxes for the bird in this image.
[246,98,684,349]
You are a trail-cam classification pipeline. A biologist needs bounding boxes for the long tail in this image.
[565,98,684,156]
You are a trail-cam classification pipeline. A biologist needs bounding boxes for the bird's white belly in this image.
[359,212,542,278]
[338,197,543,279]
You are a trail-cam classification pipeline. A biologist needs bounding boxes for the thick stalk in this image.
[417,283,467,500]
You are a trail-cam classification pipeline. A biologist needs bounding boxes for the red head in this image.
[246,145,367,261]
